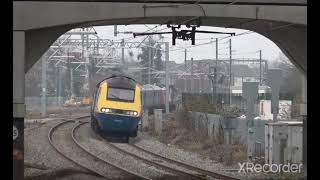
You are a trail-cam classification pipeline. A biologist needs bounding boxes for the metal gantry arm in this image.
[44,27,173,77]
[48,35,72,61]
[48,42,121,72]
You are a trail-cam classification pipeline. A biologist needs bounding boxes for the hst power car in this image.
[90,75,142,142]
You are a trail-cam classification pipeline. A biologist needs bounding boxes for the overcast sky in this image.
[93,25,283,64]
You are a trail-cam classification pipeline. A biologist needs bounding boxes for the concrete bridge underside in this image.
[13,1,307,180]
[14,1,307,73]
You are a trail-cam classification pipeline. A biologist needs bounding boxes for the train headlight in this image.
[129,111,134,116]
[133,111,138,116]
[101,108,111,113]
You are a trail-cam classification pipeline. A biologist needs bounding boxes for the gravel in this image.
[75,122,178,180]
[26,106,90,119]
[24,109,89,131]
[113,143,217,179]
[135,132,226,171]
[133,132,274,180]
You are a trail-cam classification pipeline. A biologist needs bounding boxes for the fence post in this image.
[223,117,233,165]
[142,110,149,130]
[154,109,163,135]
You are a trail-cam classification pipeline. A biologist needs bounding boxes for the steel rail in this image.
[47,116,110,179]
[130,143,240,180]
[100,133,210,180]
[72,121,152,180]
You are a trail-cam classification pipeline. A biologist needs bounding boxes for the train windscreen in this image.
[107,88,134,102]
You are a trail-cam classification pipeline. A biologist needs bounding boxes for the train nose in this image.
[112,119,124,128]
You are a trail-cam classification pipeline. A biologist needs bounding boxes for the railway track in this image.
[106,141,210,180]
[25,115,85,132]
[48,117,240,180]
[89,120,237,180]
[77,122,207,180]
[48,116,151,180]
[130,144,240,180]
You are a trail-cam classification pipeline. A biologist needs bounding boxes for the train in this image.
[141,84,166,113]
[90,75,142,142]
[141,84,177,114]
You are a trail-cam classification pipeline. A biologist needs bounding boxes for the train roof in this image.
[97,74,138,89]
[142,84,166,90]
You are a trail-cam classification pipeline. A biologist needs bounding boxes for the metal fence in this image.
[253,141,264,160]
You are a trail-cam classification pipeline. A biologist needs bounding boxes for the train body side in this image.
[141,86,166,113]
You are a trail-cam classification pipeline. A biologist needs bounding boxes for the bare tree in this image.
[278,102,291,121]
[274,53,302,100]
[273,52,302,117]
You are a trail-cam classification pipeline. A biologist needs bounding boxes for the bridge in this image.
[13,1,307,180]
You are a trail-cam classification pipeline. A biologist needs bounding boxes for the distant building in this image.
[169,58,268,92]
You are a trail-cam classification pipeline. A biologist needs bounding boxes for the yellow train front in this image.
[91,75,142,141]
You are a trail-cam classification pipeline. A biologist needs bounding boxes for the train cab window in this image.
[107,87,135,102]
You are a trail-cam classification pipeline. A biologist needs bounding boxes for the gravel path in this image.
[75,123,178,180]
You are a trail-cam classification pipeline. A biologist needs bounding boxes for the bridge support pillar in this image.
[301,75,307,178]
[13,31,26,180]
[243,82,259,162]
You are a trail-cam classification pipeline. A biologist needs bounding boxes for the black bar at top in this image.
[13,1,307,7]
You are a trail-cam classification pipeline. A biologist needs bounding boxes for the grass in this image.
[150,112,247,166]
[148,110,304,179]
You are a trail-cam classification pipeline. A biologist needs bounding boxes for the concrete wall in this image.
[14,2,306,30]
[265,123,303,164]
[187,111,267,148]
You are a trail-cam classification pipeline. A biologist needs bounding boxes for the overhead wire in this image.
[168,29,256,52]
[115,7,210,42]
[113,25,166,42]
[170,39,216,52]
[93,17,268,62]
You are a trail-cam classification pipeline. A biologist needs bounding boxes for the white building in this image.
[259,100,292,121]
